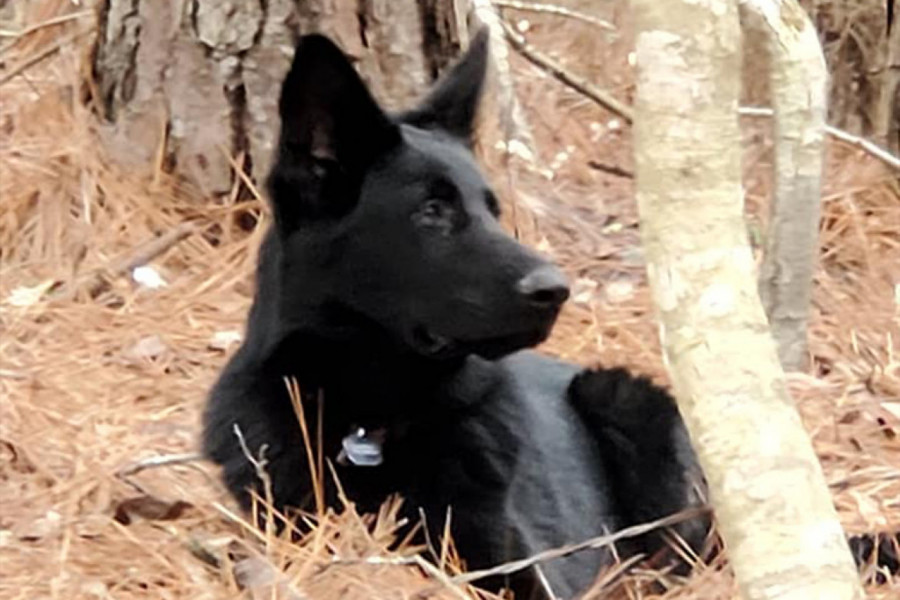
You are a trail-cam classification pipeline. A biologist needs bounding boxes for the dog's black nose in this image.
[516,266,570,307]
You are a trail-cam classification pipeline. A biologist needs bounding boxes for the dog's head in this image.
[267,30,569,360]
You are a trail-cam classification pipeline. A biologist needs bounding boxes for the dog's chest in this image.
[328,405,513,514]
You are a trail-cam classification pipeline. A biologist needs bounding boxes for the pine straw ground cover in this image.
[1,4,898,600]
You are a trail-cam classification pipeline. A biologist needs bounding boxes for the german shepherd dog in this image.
[203,30,707,598]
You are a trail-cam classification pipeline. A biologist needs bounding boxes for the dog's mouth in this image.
[411,326,456,357]
[410,323,554,360]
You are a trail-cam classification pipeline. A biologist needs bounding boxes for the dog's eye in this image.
[421,200,448,219]
[413,199,456,230]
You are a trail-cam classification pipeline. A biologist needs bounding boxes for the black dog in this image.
[202,30,707,598]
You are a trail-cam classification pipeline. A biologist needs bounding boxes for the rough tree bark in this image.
[741,0,828,373]
[631,1,864,599]
[89,0,463,195]
[875,6,900,153]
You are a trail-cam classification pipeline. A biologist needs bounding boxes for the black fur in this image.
[203,30,707,598]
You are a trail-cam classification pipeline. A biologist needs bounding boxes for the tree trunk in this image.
[631,1,864,599]
[89,0,463,195]
[874,9,900,153]
[742,0,828,373]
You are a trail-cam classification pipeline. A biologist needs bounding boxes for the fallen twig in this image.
[116,452,203,478]
[498,19,634,122]
[448,505,709,585]
[114,452,213,497]
[587,160,634,179]
[115,221,200,275]
[494,0,615,31]
[52,220,198,300]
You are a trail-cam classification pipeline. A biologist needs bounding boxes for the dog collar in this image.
[337,426,385,467]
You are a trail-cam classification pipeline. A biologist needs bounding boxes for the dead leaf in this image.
[16,509,62,541]
[605,280,635,304]
[839,409,862,424]
[881,402,900,421]
[208,330,242,352]
[848,489,888,528]
[113,495,193,525]
[4,279,57,307]
[571,277,598,306]
[535,236,554,255]
[126,335,168,361]
[75,514,111,538]
[234,556,307,600]
[79,580,109,598]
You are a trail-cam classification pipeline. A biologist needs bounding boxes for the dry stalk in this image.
[232,423,277,546]
[286,378,326,517]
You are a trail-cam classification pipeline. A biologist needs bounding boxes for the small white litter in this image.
[132,265,167,289]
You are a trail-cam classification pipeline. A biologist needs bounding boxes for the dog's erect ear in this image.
[400,28,489,143]
[270,34,399,227]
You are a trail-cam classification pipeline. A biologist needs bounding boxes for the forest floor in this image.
[1,2,898,599]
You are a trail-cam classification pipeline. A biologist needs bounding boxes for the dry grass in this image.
[1,2,898,599]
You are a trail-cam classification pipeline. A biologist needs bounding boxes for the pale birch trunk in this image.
[741,0,827,373]
[631,1,864,599]
[89,0,462,195]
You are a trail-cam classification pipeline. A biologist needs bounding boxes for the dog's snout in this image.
[516,266,570,308]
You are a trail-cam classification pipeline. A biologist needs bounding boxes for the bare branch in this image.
[494,0,615,31]
[488,22,900,174]
[498,18,634,122]
[739,106,900,171]
[471,0,536,161]
[825,123,900,170]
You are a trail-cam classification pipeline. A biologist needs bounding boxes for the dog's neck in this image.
[257,303,464,426]
[245,232,471,425]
